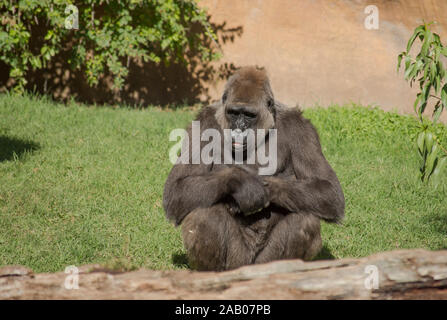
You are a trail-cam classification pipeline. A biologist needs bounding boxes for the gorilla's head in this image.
[216,66,276,151]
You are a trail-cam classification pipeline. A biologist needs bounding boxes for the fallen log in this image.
[1,249,447,299]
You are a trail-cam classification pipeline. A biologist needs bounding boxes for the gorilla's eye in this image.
[226,108,256,119]
[226,109,239,116]
[244,111,257,119]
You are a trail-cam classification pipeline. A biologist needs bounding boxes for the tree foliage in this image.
[0,0,220,92]
[398,22,447,185]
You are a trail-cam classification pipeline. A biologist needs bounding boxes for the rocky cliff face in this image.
[201,0,447,117]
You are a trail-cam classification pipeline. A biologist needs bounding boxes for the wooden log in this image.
[1,249,447,299]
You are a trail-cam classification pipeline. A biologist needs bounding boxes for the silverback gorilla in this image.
[163,66,344,271]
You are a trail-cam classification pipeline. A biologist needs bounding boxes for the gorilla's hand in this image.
[229,168,270,216]
[225,198,241,216]
[262,176,282,203]
[262,176,295,209]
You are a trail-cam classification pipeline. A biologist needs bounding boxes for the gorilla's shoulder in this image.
[276,104,316,134]
[193,103,221,129]
[196,103,219,118]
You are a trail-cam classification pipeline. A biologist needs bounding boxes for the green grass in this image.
[0,94,446,272]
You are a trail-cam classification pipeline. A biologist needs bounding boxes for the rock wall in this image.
[201,0,447,115]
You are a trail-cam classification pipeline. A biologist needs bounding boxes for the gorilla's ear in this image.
[267,98,276,114]
[222,91,228,104]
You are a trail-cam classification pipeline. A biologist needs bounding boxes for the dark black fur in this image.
[163,67,344,271]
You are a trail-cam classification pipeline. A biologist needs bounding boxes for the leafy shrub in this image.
[398,22,447,184]
[0,0,220,92]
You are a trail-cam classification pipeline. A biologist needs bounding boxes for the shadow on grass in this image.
[420,210,447,236]
[0,135,39,162]
[172,252,190,269]
[314,245,336,261]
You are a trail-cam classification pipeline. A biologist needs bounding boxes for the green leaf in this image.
[404,63,415,80]
[432,101,443,124]
[406,26,424,52]
[418,82,431,117]
[413,93,422,114]
[442,84,447,108]
[419,101,428,119]
[397,53,403,72]
[425,144,439,178]
[421,29,433,56]
[31,56,41,69]
[414,59,423,77]
[422,80,431,99]
[431,156,446,187]
[434,46,441,63]
[161,38,170,50]
[405,56,411,70]
[417,131,426,154]
[430,61,437,82]
[423,62,430,80]
[425,132,434,152]
[435,75,440,94]
[433,33,442,45]
[44,30,53,41]
[10,68,23,77]
[439,60,445,79]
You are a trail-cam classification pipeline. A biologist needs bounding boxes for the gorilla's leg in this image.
[254,213,322,263]
[181,204,257,271]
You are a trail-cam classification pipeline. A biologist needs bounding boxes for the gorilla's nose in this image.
[231,128,248,138]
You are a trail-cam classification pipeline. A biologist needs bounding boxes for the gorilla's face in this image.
[225,104,258,151]
[226,104,258,131]
[219,68,276,152]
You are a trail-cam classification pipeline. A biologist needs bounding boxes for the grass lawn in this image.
[0,94,446,273]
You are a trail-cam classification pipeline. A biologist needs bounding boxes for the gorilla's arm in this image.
[163,107,233,226]
[163,164,232,226]
[164,163,268,225]
[264,112,345,223]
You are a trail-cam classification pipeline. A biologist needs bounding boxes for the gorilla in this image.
[163,66,344,271]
